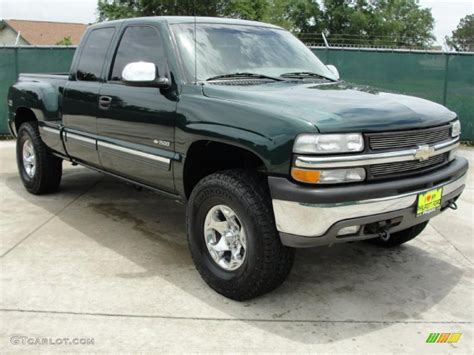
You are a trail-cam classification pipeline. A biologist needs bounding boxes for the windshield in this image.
[171,23,336,82]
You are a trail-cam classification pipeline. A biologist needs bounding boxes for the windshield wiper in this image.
[205,72,283,82]
[280,71,334,81]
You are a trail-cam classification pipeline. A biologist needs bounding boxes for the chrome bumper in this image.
[273,173,466,237]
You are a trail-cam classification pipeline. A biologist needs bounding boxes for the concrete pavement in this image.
[1,140,473,353]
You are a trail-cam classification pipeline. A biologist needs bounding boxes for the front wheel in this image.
[16,122,62,195]
[186,170,295,301]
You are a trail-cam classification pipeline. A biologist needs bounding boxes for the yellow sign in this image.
[417,188,443,216]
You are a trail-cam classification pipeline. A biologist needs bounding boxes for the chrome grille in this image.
[368,125,451,151]
[368,153,449,179]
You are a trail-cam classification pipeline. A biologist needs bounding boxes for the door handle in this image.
[99,96,112,110]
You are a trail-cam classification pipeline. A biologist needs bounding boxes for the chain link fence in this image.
[298,33,474,52]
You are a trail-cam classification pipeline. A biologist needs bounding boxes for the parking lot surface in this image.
[1,140,473,353]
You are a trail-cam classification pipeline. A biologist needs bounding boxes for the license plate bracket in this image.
[416,188,443,217]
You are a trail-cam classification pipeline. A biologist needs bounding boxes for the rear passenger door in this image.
[62,27,115,167]
[97,25,177,193]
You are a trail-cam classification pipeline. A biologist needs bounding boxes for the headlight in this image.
[291,167,366,184]
[293,133,364,154]
[451,120,461,137]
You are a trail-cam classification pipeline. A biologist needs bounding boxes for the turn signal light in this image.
[291,167,366,184]
[291,168,321,183]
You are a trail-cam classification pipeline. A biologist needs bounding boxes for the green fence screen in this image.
[1,46,473,140]
[0,47,76,135]
[313,48,474,141]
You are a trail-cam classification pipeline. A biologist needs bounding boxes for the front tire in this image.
[186,170,295,301]
[16,122,62,195]
[367,221,428,247]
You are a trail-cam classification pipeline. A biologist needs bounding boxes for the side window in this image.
[76,28,115,81]
[110,26,166,81]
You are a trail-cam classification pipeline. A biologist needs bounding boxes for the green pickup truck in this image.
[8,17,468,300]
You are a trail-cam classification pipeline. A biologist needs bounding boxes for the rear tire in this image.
[367,221,428,247]
[16,122,62,195]
[186,169,295,301]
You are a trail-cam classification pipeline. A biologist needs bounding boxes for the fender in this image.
[175,86,317,176]
[8,76,65,124]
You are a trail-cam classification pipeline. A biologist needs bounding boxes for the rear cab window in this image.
[76,27,115,81]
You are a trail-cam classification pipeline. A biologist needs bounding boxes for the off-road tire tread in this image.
[186,169,295,301]
[17,122,62,194]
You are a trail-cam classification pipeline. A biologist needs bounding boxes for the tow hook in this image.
[379,228,391,242]
[448,201,458,210]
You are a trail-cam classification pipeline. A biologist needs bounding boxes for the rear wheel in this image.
[16,122,62,194]
[367,221,428,247]
[186,169,295,301]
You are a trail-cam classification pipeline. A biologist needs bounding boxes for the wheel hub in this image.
[22,139,36,178]
[204,205,247,271]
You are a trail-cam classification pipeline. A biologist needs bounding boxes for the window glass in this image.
[110,26,165,81]
[171,24,335,82]
[77,28,115,81]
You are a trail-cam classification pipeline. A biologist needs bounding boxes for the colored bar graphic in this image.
[426,333,462,344]
[447,333,462,343]
[438,333,450,343]
[426,333,440,343]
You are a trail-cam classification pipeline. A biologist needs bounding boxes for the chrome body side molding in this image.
[97,141,171,165]
[66,132,96,145]
[40,126,61,135]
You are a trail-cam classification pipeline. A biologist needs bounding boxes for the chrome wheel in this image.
[22,139,36,178]
[204,205,247,271]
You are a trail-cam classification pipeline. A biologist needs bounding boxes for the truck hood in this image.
[202,81,456,133]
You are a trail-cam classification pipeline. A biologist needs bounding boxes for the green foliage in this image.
[97,0,435,47]
[225,0,269,21]
[446,14,474,51]
[313,0,434,48]
[56,36,73,46]
[97,0,235,20]
[97,0,142,20]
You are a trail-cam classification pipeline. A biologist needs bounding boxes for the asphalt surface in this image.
[1,140,473,353]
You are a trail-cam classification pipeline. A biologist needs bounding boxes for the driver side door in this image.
[97,25,177,193]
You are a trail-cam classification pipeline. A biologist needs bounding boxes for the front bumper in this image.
[269,157,468,248]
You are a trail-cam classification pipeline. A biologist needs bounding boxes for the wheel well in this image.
[15,107,37,132]
[183,141,266,198]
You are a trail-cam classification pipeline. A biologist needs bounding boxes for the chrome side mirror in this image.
[122,61,170,88]
[326,64,340,80]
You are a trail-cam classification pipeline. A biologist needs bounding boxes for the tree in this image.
[56,36,72,46]
[290,0,434,48]
[446,14,474,51]
[98,0,248,21]
[97,0,435,48]
[374,0,435,48]
[284,0,323,33]
[225,0,270,21]
[97,0,141,20]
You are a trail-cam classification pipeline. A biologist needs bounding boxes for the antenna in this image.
[193,0,197,84]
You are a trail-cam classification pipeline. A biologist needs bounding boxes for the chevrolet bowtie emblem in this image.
[414,145,435,161]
